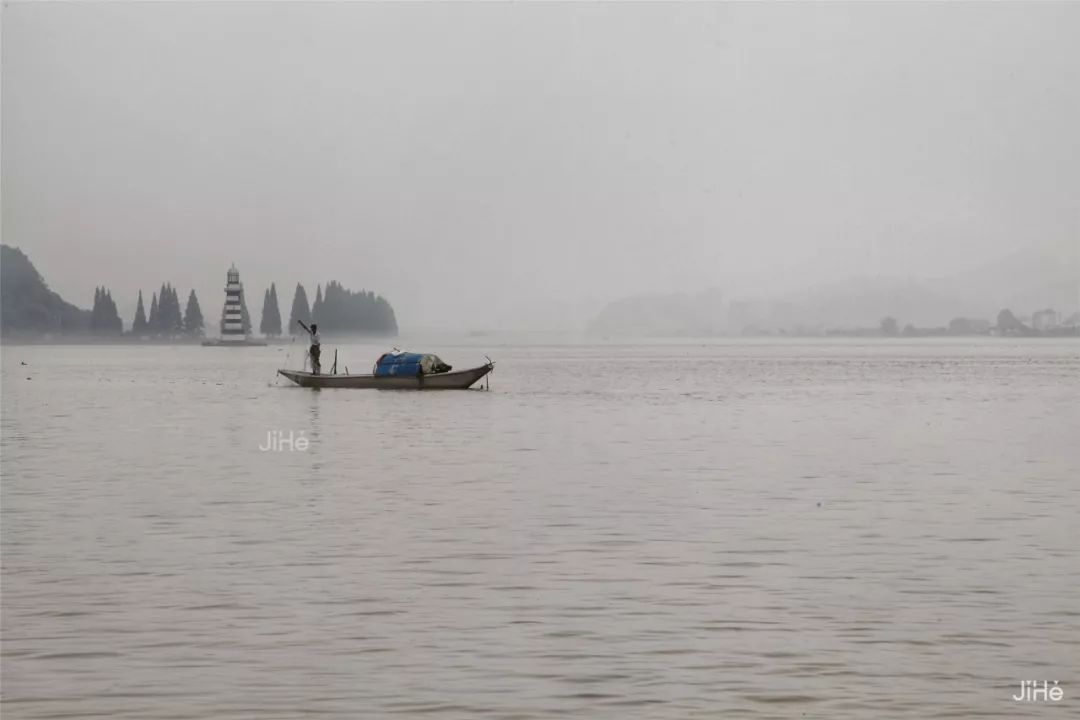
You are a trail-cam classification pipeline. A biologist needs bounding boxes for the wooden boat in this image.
[277,361,493,389]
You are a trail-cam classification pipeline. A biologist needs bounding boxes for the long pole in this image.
[296,320,312,372]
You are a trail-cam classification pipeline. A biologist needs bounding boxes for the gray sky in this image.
[3,2,1078,330]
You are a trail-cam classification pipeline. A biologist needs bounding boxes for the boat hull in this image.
[277,363,493,389]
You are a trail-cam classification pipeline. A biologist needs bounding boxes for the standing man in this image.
[298,320,321,374]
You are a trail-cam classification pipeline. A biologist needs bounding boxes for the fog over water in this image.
[4,2,1079,330]
[4,4,1080,716]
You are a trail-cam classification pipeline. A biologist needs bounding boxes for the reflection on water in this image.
[2,339,1079,718]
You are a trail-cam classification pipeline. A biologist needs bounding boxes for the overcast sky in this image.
[3,2,1078,330]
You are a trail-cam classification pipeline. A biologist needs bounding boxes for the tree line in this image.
[81,283,205,337]
[122,284,206,337]
[283,281,397,336]
[857,310,1078,338]
[0,246,397,338]
[120,280,397,337]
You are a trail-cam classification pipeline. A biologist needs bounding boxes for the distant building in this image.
[1032,308,1059,331]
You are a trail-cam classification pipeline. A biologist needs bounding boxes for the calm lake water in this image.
[2,338,1078,718]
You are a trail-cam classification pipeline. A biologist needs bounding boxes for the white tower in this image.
[221,265,247,341]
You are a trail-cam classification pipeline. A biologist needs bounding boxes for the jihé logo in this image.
[259,430,310,452]
[1012,681,1063,702]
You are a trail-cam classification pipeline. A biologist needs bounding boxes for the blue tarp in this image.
[374,352,429,377]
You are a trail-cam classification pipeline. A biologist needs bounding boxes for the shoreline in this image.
[0,335,397,347]
[3,333,1077,347]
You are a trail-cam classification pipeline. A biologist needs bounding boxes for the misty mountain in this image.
[766,278,974,330]
[775,243,1078,329]
[1,245,91,335]
[587,289,726,338]
[6,3,1079,330]
[926,241,1079,319]
[587,242,1079,336]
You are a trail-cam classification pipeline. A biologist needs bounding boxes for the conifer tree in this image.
[288,283,311,334]
[260,288,271,336]
[158,284,168,333]
[239,289,252,335]
[105,290,122,334]
[171,286,183,333]
[132,290,148,335]
[173,286,184,332]
[312,284,324,325]
[91,287,103,332]
[157,283,183,334]
[168,285,177,331]
[158,283,170,331]
[91,287,123,334]
[184,289,204,335]
[148,292,160,334]
[266,283,282,336]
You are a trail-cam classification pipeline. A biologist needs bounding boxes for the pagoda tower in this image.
[221,264,247,341]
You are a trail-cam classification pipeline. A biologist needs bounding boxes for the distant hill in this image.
[587,289,726,337]
[775,243,1079,329]
[586,242,1079,337]
[927,242,1080,318]
[1,245,91,335]
[769,276,975,329]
